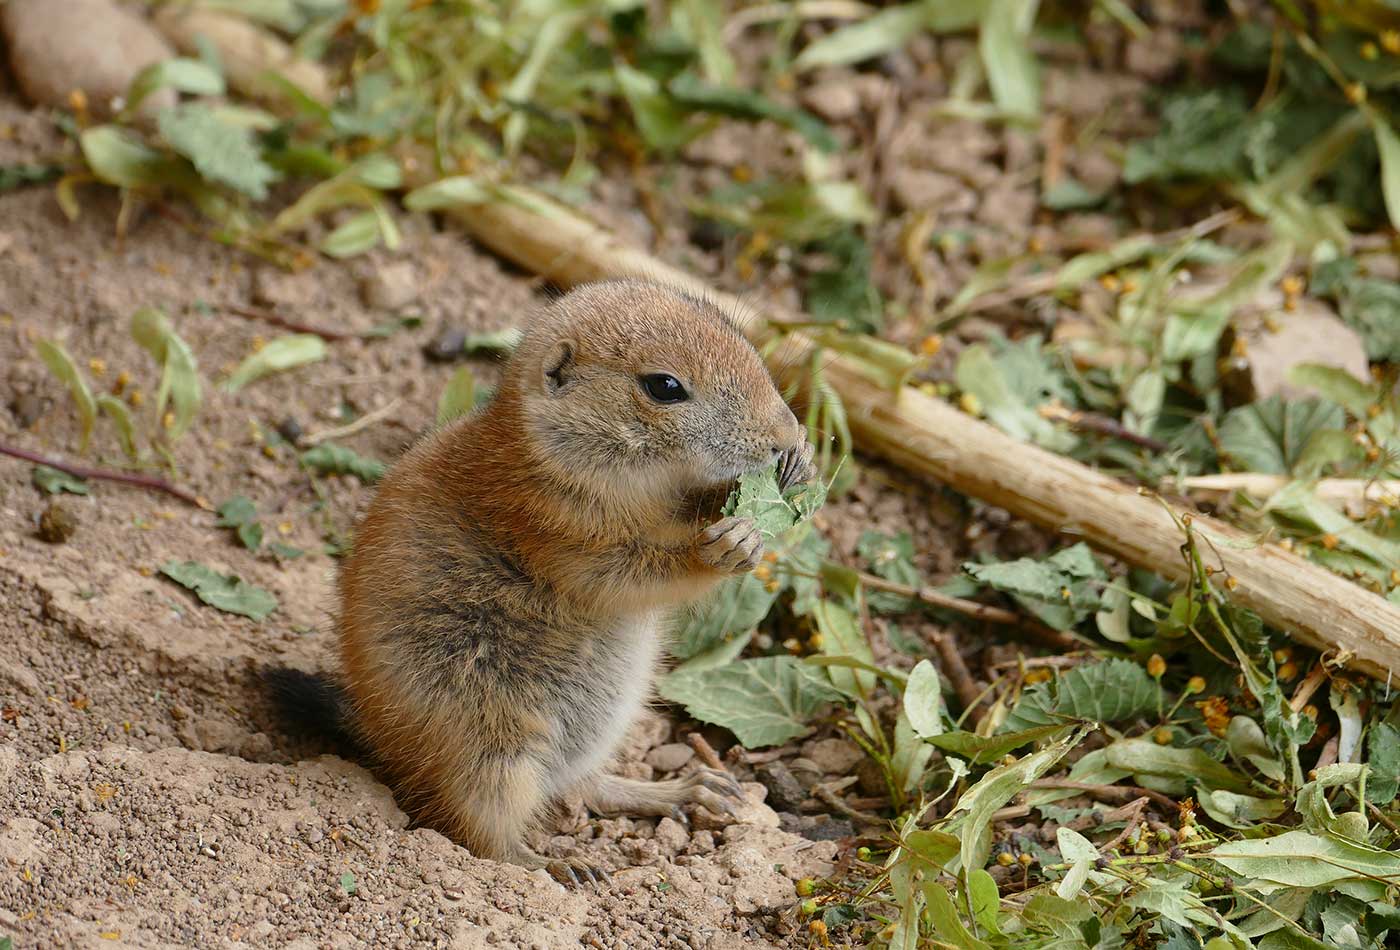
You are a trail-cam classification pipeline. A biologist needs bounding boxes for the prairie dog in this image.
[269,279,815,883]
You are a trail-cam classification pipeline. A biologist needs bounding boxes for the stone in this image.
[1,0,175,120]
[754,761,807,812]
[644,743,694,773]
[37,500,79,544]
[889,168,970,214]
[359,261,419,312]
[802,738,863,775]
[800,80,861,123]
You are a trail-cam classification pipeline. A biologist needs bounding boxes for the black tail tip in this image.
[258,665,356,750]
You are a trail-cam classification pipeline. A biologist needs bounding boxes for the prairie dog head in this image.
[511,280,802,500]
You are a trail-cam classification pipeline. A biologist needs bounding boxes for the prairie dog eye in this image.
[639,373,689,404]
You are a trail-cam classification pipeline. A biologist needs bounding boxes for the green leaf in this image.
[857,529,920,613]
[813,599,875,696]
[1103,737,1252,794]
[955,336,1078,452]
[436,367,478,426]
[1286,364,1377,418]
[615,63,697,152]
[1195,788,1287,829]
[339,871,357,895]
[403,176,490,212]
[299,444,387,484]
[79,126,191,190]
[158,105,278,200]
[793,2,937,72]
[1218,396,1346,475]
[903,659,943,739]
[946,729,1081,872]
[160,561,277,620]
[1370,113,1400,232]
[923,881,993,950]
[964,542,1104,630]
[32,465,89,496]
[224,334,328,392]
[125,58,225,114]
[723,463,827,544]
[1266,481,1400,570]
[927,723,1067,765]
[36,339,97,450]
[671,573,776,660]
[131,307,202,440]
[1000,659,1161,733]
[978,0,1040,120]
[461,328,523,357]
[793,0,986,71]
[1054,827,1099,900]
[215,497,256,526]
[1365,722,1400,804]
[96,394,139,459]
[657,656,846,748]
[319,210,382,258]
[1123,89,1251,185]
[0,162,61,192]
[1205,830,1400,893]
[667,73,837,153]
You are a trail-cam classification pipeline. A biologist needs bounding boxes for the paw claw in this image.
[697,516,764,576]
[777,441,816,491]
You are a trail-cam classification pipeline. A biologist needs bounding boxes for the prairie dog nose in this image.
[770,404,802,456]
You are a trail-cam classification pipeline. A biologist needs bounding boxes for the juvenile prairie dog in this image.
[272,279,815,883]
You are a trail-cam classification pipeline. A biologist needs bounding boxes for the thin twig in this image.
[685,732,727,772]
[855,570,1081,650]
[1029,779,1178,813]
[1289,663,1329,714]
[223,302,356,342]
[300,399,403,447]
[928,629,984,724]
[0,442,210,510]
[1039,404,1169,452]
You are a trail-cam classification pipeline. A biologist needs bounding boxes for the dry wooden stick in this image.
[0,441,210,510]
[417,182,1400,683]
[858,570,1081,650]
[223,302,356,342]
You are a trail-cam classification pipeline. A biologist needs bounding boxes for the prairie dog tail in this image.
[259,666,361,754]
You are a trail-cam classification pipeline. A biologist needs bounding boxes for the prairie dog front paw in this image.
[698,516,763,575]
[777,440,817,491]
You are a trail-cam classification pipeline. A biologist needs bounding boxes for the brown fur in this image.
[335,280,813,880]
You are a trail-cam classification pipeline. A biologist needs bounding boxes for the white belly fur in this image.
[545,611,660,795]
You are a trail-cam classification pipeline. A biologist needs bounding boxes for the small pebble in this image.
[359,261,418,311]
[37,500,78,543]
[276,416,304,445]
[424,327,466,362]
[755,761,807,813]
[644,743,694,773]
[9,392,46,428]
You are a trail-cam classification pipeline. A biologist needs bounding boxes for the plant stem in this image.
[0,442,210,510]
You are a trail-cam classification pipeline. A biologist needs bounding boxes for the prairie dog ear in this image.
[542,338,577,394]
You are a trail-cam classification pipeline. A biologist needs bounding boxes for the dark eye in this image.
[640,373,689,404]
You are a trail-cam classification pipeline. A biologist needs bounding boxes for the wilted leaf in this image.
[1195,788,1287,829]
[857,529,920,613]
[158,105,278,199]
[36,339,97,450]
[1266,481,1400,570]
[32,465,89,496]
[793,0,985,71]
[1365,722,1400,805]
[658,656,845,747]
[299,443,386,483]
[225,334,328,392]
[160,561,277,620]
[1001,659,1161,733]
[131,307,201,440]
